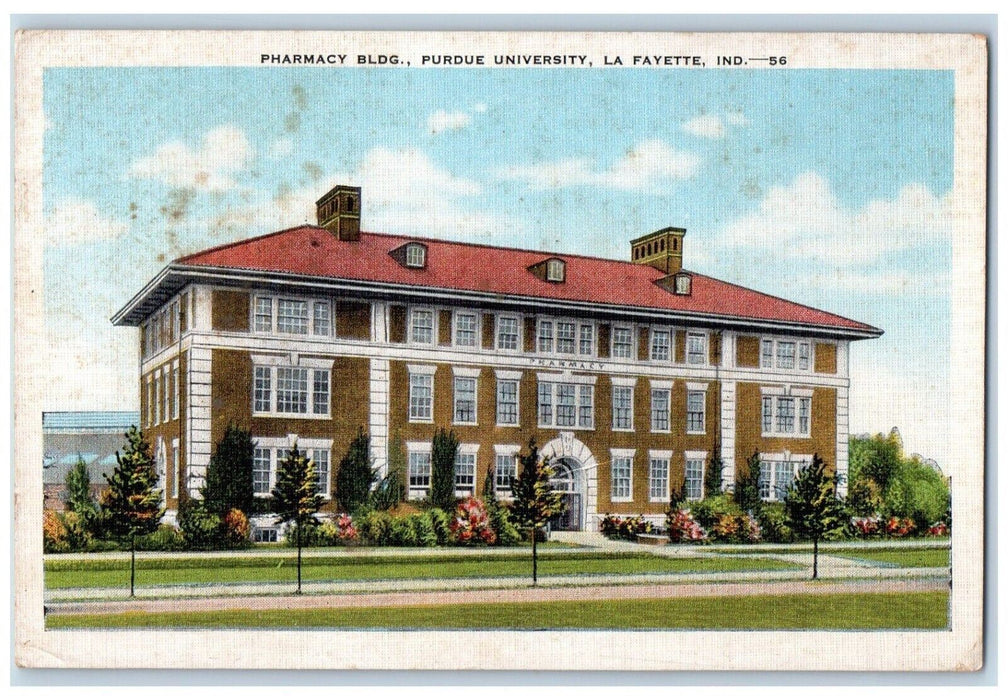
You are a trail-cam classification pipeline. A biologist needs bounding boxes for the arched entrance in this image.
[549,458,583,531]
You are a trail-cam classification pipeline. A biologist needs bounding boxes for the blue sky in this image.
[42,66,954,465]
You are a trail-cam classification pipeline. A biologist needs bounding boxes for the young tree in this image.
[335,428,375,513]
[704,448,723,499]
[271,444,324,594]
[509,438,565,585]
[65,456,97,520]
[101,427,164,597]
[202,424,255,516]
[784,454,847,579]
[735,452,763,514]
[430,428,459,512]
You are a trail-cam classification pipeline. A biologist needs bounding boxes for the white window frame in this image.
[170,438,180,499]
[250,355,333,419]
[760,336,815,373]
[153,370,162,425]
[408,307,437,346]
[611,377,636,432]
[536,317,596,357]
[405,243,426,268]
[650,380,672,433]
[251,436,333,499]
[684,450,707,501]
[546,258,565,282]
[162,371,170,423]
[686,330,709,366]
[686,382,708,435]
[251,293,332,338]
[454,444,480,497]
[648,450,673,503]
[408,365,436,423]
[760,386,814,438]
[611,326,634,359]
[759,452,812,502]
[171,363,180,420]
[452,367,479,425]
[496,315,521,352]
[610,448,636,503]
[493,445,520,497]
[495,370,521,427]
[453,311,479,348]
[406,441,433,499]
[649,327,672,362]
[536,373,596,429]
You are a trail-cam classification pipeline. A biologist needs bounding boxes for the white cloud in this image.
[473,103,488,113]
[427,110,472,135]
[203,146,510,241]
[45,199,128,246]
[500,139,701,191]
[709,172,952,266]
[268,137,294,159]
[682,114,725,139]
[128,125,252,191]
[725,110,748,126]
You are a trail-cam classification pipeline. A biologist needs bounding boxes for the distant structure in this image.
[43,411,139,510]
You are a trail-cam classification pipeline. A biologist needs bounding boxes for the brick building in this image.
[113,184,882,536]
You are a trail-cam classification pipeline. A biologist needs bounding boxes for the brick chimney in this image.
[316,184,361,241]
[630,226,685,274]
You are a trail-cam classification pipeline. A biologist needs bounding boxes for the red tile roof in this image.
[176,226,879,334]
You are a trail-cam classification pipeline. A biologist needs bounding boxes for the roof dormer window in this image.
[546,258,565,283]
[674,272,692,295]
[405,243,427,269]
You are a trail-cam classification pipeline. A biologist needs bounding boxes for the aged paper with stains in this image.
[13,30,986,670]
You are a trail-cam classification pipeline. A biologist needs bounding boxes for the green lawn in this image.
[830,548,950,568]
[47,590,949,630]
[45,552,798,590]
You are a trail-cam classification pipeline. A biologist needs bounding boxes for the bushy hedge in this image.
[756,502,795,543]
[599,514,653,540]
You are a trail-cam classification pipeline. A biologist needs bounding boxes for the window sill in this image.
[611,497,633,504]
[686,430,706,436]
[761,432,812,439]
[612,427,635,433]
[453,421,479,427]
[408,418,435,424]
[252,412,332,420]
[650,429,671,435]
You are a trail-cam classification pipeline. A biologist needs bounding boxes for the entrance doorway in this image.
[549,458,583,531]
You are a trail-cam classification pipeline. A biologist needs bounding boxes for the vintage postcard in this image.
[13,30,987,671]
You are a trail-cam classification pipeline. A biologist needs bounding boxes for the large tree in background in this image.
[335,428,375,513]
[271,444,324,594]
[202,424,255,516]
[509,438,564,585]
[101,427,164,597]
[430,428,459,512]
[704,447,723,499]
[784,454,847,579]
[65,455,98,523]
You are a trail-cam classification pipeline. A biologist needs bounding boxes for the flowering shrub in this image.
[666,509,706,543]
[450,497,496,545]
[926,521,949,537]
[223,508,251,546]
[335,513,358,542]
[600,514,653,541]
[851,515,882,537]
[43,509,69,553]
[708,512,762,543]
[740,513,762,543]
[885,516,915,537]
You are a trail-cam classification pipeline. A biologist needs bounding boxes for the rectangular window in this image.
[252,527,278,543]
[686,390,705,433]
[650,329,670,361]
[406,244,426,268]
[537,320,554,353]
[798,342,811,371]
[154,375,161,424]
[172,367,179,420]
[277,299,309,335]
[776,397,796,434]
[758,464,772,500]
[685,458,704,500]
[409,372,434,422]
[454,452,476,495]
[538,381,553,426]
[649,457,669,501]
[686,332,707,364]
[611,456,633,501]
[410,309,435,345]
[762,395,774,434]
[495,454,517,492]
[313,301,331,336]
[171,442,180,499]
[774,461,795,501]
[254,367,272,412]
[408,451,432,493]
[798,397,811,434]
[651,388,670,432]
[312,370,330,415]
[612,386,634,430]
[578,385,594,429]
[276,367,309,414]
[497,316,520,351]
[762,393,812,436]
[453,377,477,424]
[579,324,594,355]
[776,341,796,369]
[253,448,272,495]
[556,383,576,427]
[556,321,576,354]
[311,448,330,496]
[612,327,633,358]
[454,313,478,347]
[496,380,519,426]
[146,377,154,427]
[163,372,170,423]
[761,339,774,368]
